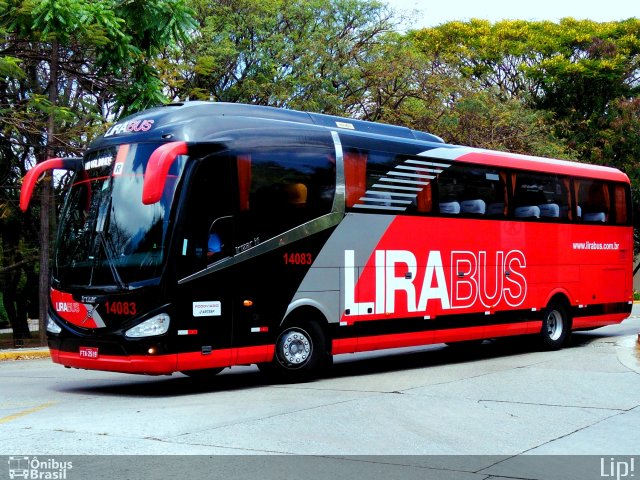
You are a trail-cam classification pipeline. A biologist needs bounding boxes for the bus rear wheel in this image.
[259,320,327,382]
[539,299,571,350]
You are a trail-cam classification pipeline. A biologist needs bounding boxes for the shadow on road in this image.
[52,329,618,398]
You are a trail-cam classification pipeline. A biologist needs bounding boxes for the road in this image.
[1,313,639,479]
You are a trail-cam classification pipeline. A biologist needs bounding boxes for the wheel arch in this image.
[544,289,573,311]
[284,298,334,328]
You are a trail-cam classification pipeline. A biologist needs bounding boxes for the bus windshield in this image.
[54,142,186,289]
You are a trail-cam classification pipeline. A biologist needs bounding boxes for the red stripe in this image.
[573,313,628,330]
[50,344,275,375]
[331,322,541,355]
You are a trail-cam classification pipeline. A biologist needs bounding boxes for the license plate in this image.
[79,346,99,359]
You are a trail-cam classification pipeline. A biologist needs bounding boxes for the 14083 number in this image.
[283,252,313,265]
[105,301,137,315]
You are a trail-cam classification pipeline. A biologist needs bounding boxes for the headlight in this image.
[125,313,170,338]
[46,315,62,334]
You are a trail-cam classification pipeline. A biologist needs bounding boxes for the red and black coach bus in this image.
[21,102,633,380]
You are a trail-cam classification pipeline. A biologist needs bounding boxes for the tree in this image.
[174,0,397,115]
[0,0,195,343]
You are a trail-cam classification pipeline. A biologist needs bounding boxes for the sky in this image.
[385,0,638,30]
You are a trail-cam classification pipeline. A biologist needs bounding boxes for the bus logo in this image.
[344,249,527,317]
[104,119,155,137]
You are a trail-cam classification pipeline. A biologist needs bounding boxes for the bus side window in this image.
[177,155,234,276]
[237,146,335,244]
[481,170,508,218]
[513,172,569,221]
[612,184,629,225]
[576,179,609,223]
[436,164,507,217]
[436,166,461,215]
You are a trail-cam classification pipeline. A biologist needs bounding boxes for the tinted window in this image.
[513,172,570,220]
[237,147,335,243]
[575,179,630,225]
[436,164,507,217]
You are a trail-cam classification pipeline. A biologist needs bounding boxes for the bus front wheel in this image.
[539,300,571,350]
[259,320,328,382]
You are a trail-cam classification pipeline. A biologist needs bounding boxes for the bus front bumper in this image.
[49,345,275,375]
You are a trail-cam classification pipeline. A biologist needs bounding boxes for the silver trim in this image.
[330,130,345,214]
[396,165,444,174]
[368,191,417,198]
[359,197,413,204]
[352,204,406,211]
[379,177,430,186]
[371,183,422,191]
[417,147,473,160]
[388,171,435,179]
[178,212,343,284]
[405,159,452,168]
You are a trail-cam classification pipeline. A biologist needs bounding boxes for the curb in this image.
[0,349,50,361]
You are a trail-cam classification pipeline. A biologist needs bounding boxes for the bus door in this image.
[174,154,236,366]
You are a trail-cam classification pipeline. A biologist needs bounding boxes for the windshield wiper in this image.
[92,197,129,291]
[98,232,128,290]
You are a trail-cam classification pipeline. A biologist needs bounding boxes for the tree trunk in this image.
[38,178,52,345]
[38,39,59,345]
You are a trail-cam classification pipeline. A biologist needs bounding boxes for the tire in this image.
[181,367,224,379]
[539,299,571,350]
[258,320,328,382]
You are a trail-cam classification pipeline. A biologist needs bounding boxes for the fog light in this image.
[46,316,62,334]
[125,313,170,338]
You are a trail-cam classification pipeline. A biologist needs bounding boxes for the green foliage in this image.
[0,56,24,78]
[433,90,574,158]
[178,0,396,115]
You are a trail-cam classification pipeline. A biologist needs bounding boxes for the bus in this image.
[20,102,633,381]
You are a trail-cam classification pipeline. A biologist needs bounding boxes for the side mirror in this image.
[142,141,188,205]
[20,157,84,212]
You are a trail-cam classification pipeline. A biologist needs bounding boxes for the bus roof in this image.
[95,101,444,146]
[93,102,628,184]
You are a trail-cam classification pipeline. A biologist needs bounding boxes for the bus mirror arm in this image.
[142,141,189,205]
[20,157,84,212]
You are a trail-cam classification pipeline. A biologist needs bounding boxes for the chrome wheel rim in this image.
[277,329,312,368]
[546,310,563,341]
